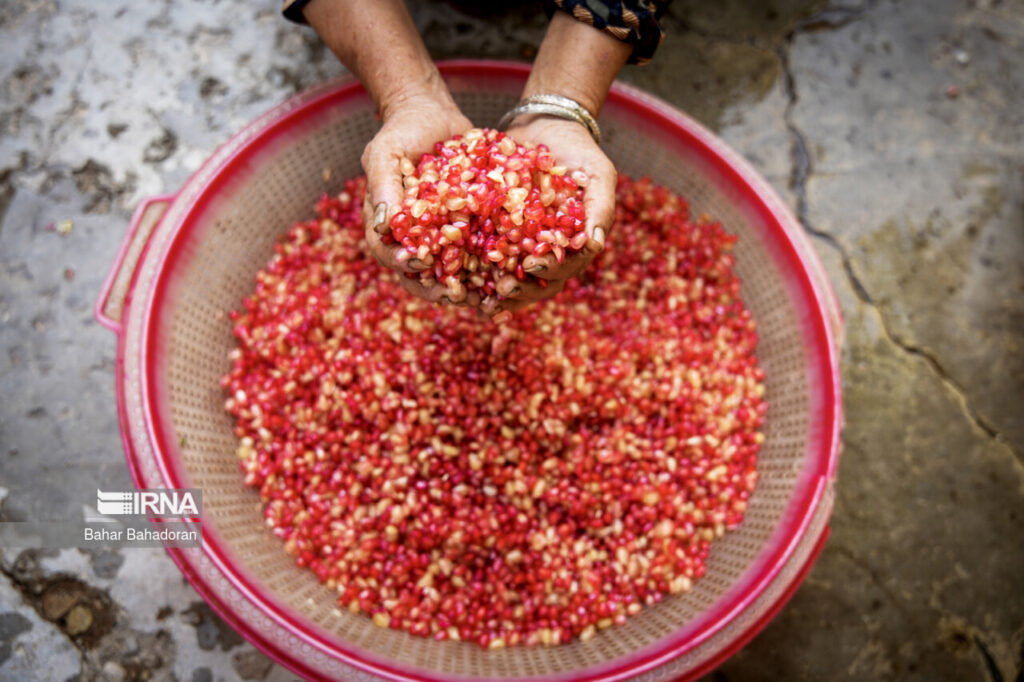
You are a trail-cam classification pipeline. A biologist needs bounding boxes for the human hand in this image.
[494,115,613,312]
[300,0,477,303]
[360,93,477,305]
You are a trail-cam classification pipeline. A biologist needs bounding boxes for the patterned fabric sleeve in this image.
[543,0,670,65]
[281,0,312,24]
[281,1,671,65]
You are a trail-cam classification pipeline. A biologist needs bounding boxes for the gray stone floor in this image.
[0,0,1021,680]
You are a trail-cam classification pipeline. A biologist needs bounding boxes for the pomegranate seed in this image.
[224,173,765,649]
[382,129,589,312]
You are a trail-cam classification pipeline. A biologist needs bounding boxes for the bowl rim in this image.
[113,60,842,682]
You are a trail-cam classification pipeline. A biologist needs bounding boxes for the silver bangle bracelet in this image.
[497,94,601,144]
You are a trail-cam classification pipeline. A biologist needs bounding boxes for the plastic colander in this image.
[95,61,842,682]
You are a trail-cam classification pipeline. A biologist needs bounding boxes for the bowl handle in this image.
[94,195,175,334]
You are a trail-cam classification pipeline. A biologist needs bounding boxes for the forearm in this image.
[522,10,632,116]
[302,0,451,119]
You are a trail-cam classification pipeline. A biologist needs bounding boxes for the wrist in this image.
[521,76,604,121]
[524,10,631,117]
[501,96,601,143]
[303,0,455,122]
[377,66,457,122]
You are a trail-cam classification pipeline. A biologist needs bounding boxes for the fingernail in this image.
[409,258,426,271]
[525,264,546,274]
[439,296,453,306]
[508,286,522,297]
[593,226,606,248]
[372,202,388,234]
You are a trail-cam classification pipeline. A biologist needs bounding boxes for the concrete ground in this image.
[1,0,1021,680]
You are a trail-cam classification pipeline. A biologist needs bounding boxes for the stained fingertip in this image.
[373,249,397,270]
[374,241,416,272]
[372,203,388,234]
[496,275,522,298]
[446,281,468,303]
[522,254,556,277]
[395,273,426,301]
[582,229,605,257]
[392,247,431,274]
[480,295,501,316]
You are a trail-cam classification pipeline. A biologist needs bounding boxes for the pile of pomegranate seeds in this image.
[384,128,587,303]
[223,173,766,649]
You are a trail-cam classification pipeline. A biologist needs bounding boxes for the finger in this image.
[495,273,565,303]
[370,201,388,235]
[478,294,503,317]
[581,162,616,245]
[397,274,482,308]
[463,288,483,308]
[396,275,447,304]
[519,164,611,281]
[476,294,532,321]
[361,140,406,246]
[522,163,613,280]
[495,288,563,314]
[495,273,525,298]
[365,228,431,274]
[361,188,429,275]
[521,235,603,281]
[498,298,534,313]
[361,196,394,244]
[362,142,406,217]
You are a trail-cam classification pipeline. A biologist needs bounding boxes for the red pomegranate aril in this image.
[225,172,765,649]
[570,231,589,250]
[383,129,588,311]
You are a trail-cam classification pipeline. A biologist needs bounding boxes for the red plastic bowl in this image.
[96,61,841,681]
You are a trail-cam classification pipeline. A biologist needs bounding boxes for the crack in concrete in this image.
[829,544,917,624]
[974,634,1005,682]
[795,4,868,33]
[776,23,1023,468]
[43,45,94,160]
[0,550,178,679]
[0,552,94,658]
[0,167,14,238]
[834,546,1018,680]
[875,313,1024,466]
[776,42,877,306]
[673,4,869,47]
[683,6,1019,468]
[670,20,753,47]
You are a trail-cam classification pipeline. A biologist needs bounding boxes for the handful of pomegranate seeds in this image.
[224,174,766,649]
[384,128,587,303]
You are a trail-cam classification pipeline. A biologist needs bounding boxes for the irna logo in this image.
[96,489,202,518]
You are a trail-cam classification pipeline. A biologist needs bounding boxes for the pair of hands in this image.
[361,94,614,316]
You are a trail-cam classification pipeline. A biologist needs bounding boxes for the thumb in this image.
[363,146,406,234]
[581,164,616,252]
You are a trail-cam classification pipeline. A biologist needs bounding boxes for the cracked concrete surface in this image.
[1,0,1021,680]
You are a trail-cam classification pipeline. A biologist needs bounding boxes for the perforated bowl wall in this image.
[109,61,840,682]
